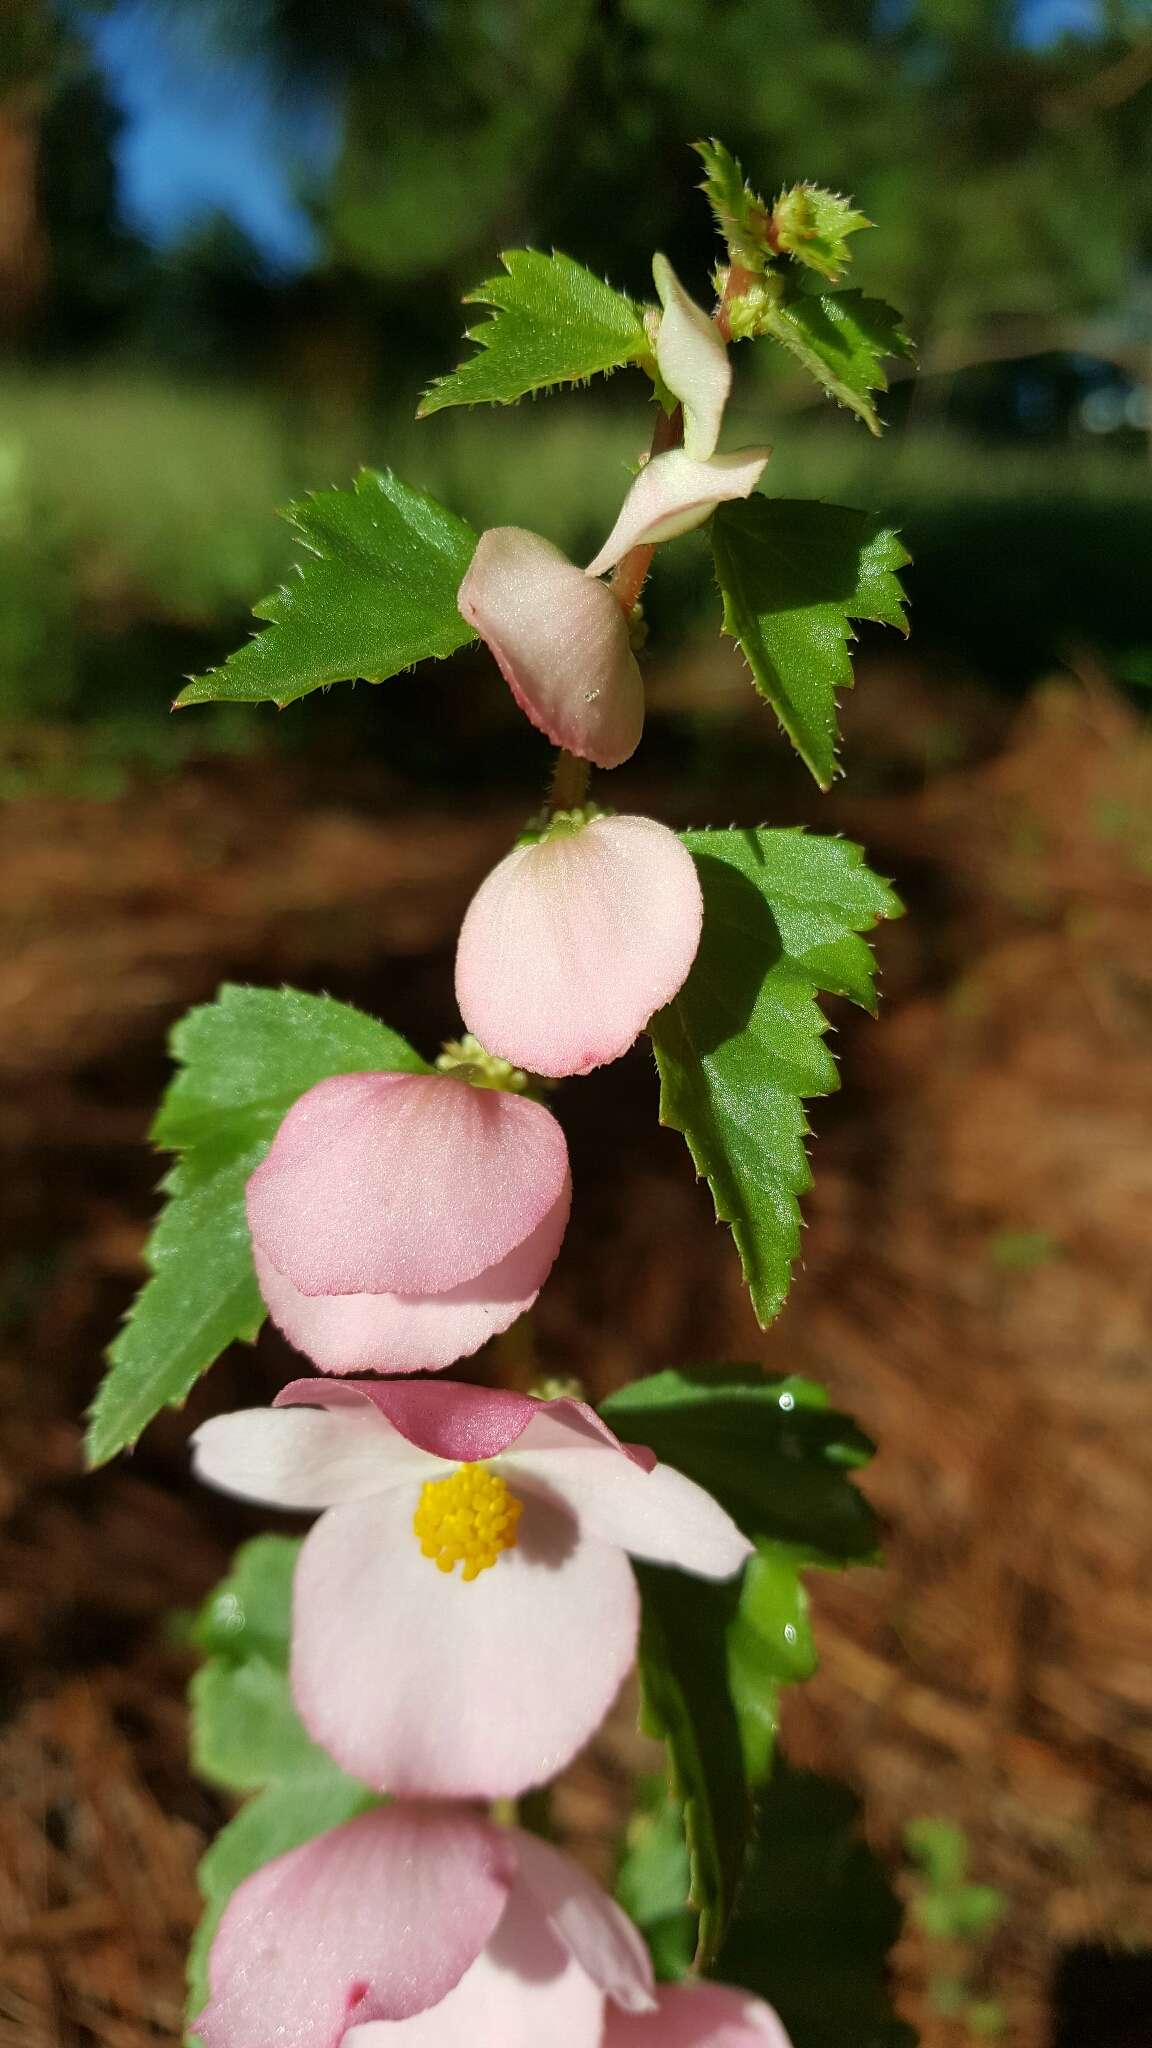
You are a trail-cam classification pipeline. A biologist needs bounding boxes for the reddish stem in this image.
[608,402,683,619]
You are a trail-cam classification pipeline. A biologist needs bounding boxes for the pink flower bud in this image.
[458,527,645,767]
[246,1072,570,1374]
[193,1805,656,2048]
[605,1981,795,2045]
[456,814,703,1078]
[586,447,770,577]
[653,253,731,461]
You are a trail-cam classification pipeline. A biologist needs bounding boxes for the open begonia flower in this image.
[192,1377,751,1799]
[458,526,645,767]
[605,1981,795,2047]
[246,1071,570,1375]
[653,253,731,462]
[455,813,703,1077]
[195,1802,655,2048]
[586,448,770,578]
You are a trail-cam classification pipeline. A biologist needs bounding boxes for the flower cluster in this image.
[190,261,791,2048]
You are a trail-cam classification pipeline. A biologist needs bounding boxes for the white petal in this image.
[191,1404,435,1511]
[586,448,771,576]
[503,1420,751,1581]
[604,1981,794,2045]
[291,1487,639,1799]
[512,1831,656,2014]
[346,1876,605,2047]
[653,253,731,461]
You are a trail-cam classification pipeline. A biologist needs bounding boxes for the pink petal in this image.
[291,1486,638,1798]
[193,1805,515,2048]
[586,449,771,577]
[247,1072,570,1298]
[253,1184,569,1373]
[512,1831,656,2015]
[603,1982,794,2046]
[344,1876,605,2048]
[504,1422,751,1581]
[455,815,703,1079]
[653,254,731,462]
[191,1402,432,1510]
[276,1378,654,1471]
[457,526,645,768]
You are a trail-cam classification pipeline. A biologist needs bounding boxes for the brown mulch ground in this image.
[1,666,1149,2045]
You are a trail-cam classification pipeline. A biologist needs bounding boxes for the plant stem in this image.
[548,749,591,813]
[608,401,683,620]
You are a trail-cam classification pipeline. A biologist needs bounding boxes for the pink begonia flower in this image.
[455,813,703,1077]
[246,1071,570,1374]
[605,1981,795,2047]
[195,1802,655,2048]
[458,526,645,767]
[586,447,770,578]
[653,253,731,462]
[192,1377,751,1799]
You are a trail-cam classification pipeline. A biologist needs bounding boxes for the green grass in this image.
[0,364,1149,742]
[4,363,1149,613]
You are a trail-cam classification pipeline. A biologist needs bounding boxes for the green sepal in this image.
[178,469,477,709]
[418,249,650,416]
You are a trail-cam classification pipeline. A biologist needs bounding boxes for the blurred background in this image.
[1,2,1150,2045]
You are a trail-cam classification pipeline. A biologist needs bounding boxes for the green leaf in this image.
[85,1141,266,1472]
[185,1536,378,2039]
[616,1781,696,1983]
[190,1533,299,1665]
[191,1656,323,1795]
[418,250,650,416]
[712,497,909,790]
[600,1369,878,1563]
[772,184,872,285]
[633,1560,751,1971]
[904,1816,969,1890]
[187,1771,377,2038]
[755,286,914,435]
[189,1537,326,1794]
[86,986,429,1466]
[694,138,773,272]
[717,1763,916,2048]
[648,828,902,1326]
[155,985,431,1153]
[177,469,477,709]
[609,1367,879,1969]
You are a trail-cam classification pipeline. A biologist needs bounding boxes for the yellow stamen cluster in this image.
[413,1463,523,1582]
